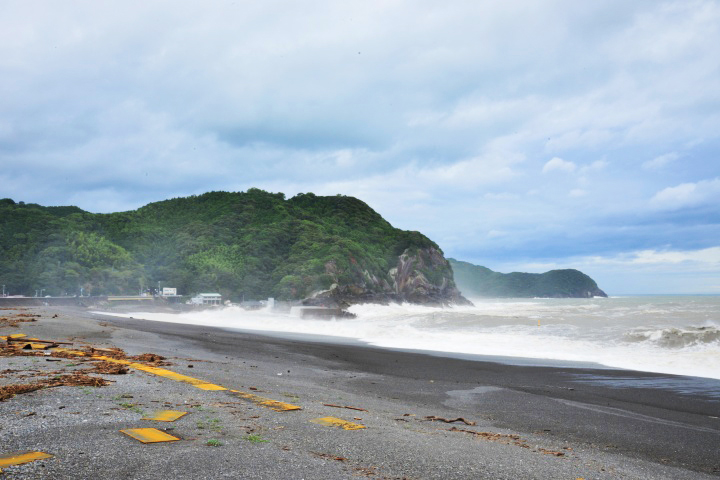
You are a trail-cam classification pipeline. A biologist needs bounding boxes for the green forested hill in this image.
[0,191,462,304]
[448,258,607,298]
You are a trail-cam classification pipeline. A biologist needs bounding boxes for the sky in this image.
[1,1,719,294]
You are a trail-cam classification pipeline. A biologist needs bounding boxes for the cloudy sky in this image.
[2,1,719,294]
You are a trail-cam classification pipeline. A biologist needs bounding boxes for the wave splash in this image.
[624,326,720,349]
[107,296,720,380]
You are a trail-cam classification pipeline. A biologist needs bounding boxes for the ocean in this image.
[105,295,720,381]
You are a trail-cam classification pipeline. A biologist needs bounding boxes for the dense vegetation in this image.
[449,258,607,298]
[0,190,447,301]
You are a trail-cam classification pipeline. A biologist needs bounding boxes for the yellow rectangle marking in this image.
[0,451,53,468]
[311,416,366,430]
[120,428,180,443]
[143,410,188,422]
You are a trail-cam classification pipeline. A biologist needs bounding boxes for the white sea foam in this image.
[98,295,720,380]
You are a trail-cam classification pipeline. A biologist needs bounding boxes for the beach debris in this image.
[311,416,366,430]
[537,448,566,457]
[0,373,111,401]
[89,361,129,375]
[449,426,528,447]
[0,451,53,469]
[0,313,39,328]
[323,403,368,412]
[448,427,566,456]
[425,415,476,426]
[120,428,180,443]
[310,451,348,462]
[142,410,188,422]
[352,466,378,477]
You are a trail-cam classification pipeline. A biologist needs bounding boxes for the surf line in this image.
[52,347,302,412]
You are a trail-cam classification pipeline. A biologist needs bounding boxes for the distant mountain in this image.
[448,258,607,298]
[0,191,468,307]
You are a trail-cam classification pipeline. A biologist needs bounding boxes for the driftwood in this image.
[323,403,368,412]
[6,337,72,345]
[425,415,476,426]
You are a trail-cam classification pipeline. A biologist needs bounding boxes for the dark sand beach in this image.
[2,306,719,479]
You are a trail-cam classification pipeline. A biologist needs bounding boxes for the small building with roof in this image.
[190,293,222,306]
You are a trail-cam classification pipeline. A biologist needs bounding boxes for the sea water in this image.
[106,295,720,380]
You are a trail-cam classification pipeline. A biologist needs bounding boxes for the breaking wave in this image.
[623,325,720,349]
[101,295,720,380]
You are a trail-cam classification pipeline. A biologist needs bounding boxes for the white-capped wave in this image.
[96,296,720,380]
[623,325,720,349]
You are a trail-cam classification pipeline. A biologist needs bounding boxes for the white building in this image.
[190,293,222,306]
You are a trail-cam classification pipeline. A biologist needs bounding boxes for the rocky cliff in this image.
[305,246,471,308]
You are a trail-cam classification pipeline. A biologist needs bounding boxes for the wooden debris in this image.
[310,451,348,462]
[425,415,476,426]
[89,361,129,375]
[448,427,566,456]
[323,403,368,412]
[0,373,111,401]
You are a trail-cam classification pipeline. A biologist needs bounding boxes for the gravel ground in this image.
[1,306,718,479]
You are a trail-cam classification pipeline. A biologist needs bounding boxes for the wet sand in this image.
[1,306,719,479]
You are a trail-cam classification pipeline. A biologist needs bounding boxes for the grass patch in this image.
[245,434,269,444]
[206,438,223,447]
[197,418,222,432]
[118,402,143,415]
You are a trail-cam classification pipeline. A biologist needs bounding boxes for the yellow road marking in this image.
[0,333,28,341]
[120,428,180,443]
[0,451,53,468]
[52,348,302,411]
[311,416,366,430]
[230,390,302,412]
[143,410,188,422]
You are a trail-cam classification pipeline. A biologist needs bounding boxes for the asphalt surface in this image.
[1,306,719,479]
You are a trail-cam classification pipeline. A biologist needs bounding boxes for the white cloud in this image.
[643,152,680,170]
[569,189,587,198]
[628,247,720,265]
[650,177,720,210]
[542,157,576,174]
[487,230,507,239]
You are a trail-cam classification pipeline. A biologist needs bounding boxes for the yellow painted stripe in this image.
[121,428,180,443]
[0,451,53,468]
[143,410,188,422]
[230,390,302,411]
[311,416,366,430]
[52,348,302,412]
[52,349,227,391]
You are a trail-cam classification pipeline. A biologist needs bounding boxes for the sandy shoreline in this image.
[2,306,719,479]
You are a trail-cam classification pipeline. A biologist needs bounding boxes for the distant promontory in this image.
[448,258,607,298]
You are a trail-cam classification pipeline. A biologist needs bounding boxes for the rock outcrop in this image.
[304,247,471,308]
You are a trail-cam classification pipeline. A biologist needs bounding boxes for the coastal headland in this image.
[1,306,719,479]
